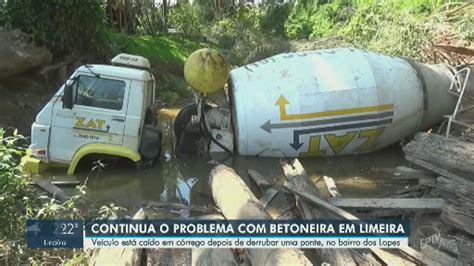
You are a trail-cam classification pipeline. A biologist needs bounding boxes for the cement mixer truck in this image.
[22,48,463,175]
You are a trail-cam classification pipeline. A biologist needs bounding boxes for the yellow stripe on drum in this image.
[281,103,394,121]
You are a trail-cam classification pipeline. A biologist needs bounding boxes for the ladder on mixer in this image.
[438,66,472,137]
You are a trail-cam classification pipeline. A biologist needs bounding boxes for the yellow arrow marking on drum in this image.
[276,95,394,121]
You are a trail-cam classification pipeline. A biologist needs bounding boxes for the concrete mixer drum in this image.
[176,48,459,158]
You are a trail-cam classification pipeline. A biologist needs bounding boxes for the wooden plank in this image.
[192,249,244,266]
[403,133,474,183]
[323,175,341,198]
[210,164,311,266]
[265,196,295,220]
[437,176,474,202]
[418,178,436,188]
[441,204,474,235]
[437,175,474,235]
[392,166,436,181]
[351,250,383,266]
[421,245,462,266]
[35,180,68,202]
[281,159,357,266]
[29,180,80,187]
[329,198,445,211]
[405,156,473,185]
[283,181,437,266]
[145,201,217,213]
[248,169,271,188]
[259,188,279,208]
[391,184,425,199]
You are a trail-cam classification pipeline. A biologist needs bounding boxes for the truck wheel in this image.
[139,125,162,162]
[144,106,157,126]
[174,102,210,155]
[174,103,197,140]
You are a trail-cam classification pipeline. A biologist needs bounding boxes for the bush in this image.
[283,1,431,61]
[284,6,313,39]
[339,2,427,60]
[259,1,291,37]
[107,32,134,59]
[155,73,192,104]
[284,0,354,39]
[207,6,263,49]
[0,130,83,264]
[5,0,109,57]
[170,3,206,40]
[206,6,269,64]
[134,0,166,35]
[0,0,11,28]
[241,37,290,65]
[0,129,127,264]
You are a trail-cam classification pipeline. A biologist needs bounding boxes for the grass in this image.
[108,33,202,104]
[111,33,202,70]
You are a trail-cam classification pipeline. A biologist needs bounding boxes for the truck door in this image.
[49,74,130,163]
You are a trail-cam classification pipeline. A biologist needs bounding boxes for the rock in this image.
[0,29,52,80]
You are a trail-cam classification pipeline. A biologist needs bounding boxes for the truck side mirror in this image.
[62,83,73,109]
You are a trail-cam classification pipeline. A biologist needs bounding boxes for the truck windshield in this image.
[74,75,126,110]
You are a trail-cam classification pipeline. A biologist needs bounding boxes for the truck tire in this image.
[144,106,157,126]
[173,103,197,140]
[174,103,210,155]
[174,102,213,139]
[139,125,162,162]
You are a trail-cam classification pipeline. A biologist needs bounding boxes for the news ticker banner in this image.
[27,219,409,249]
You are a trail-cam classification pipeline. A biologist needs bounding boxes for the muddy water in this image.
[38,108,410,214]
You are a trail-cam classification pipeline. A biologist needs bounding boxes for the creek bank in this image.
[0,75,52,133]
[0,29,52,80]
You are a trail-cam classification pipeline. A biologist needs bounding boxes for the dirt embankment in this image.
[0,75,53,134]
[0,29,55,135]
[0,29,52,79]
[0,29,99,135]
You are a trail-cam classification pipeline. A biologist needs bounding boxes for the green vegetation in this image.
[170,3,206,40]
[109,33,201,103]
[2,0,470,103]
[112,34,201,67]
[0,130,127,264]
[203,0,471,65]
[4,0,108,57]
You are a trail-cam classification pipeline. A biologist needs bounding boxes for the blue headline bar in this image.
[85,219,410,238]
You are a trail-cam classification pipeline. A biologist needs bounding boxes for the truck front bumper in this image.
[21,153,65,176]
[21,154,42,176]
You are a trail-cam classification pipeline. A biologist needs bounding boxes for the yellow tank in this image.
[184,48,230,94]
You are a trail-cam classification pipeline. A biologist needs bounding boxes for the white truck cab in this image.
[23,54,162,175]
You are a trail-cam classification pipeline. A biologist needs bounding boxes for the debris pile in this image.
[400,131,474,264]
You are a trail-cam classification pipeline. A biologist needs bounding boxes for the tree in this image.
[6,0,109,57]
[162,0,168,31]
